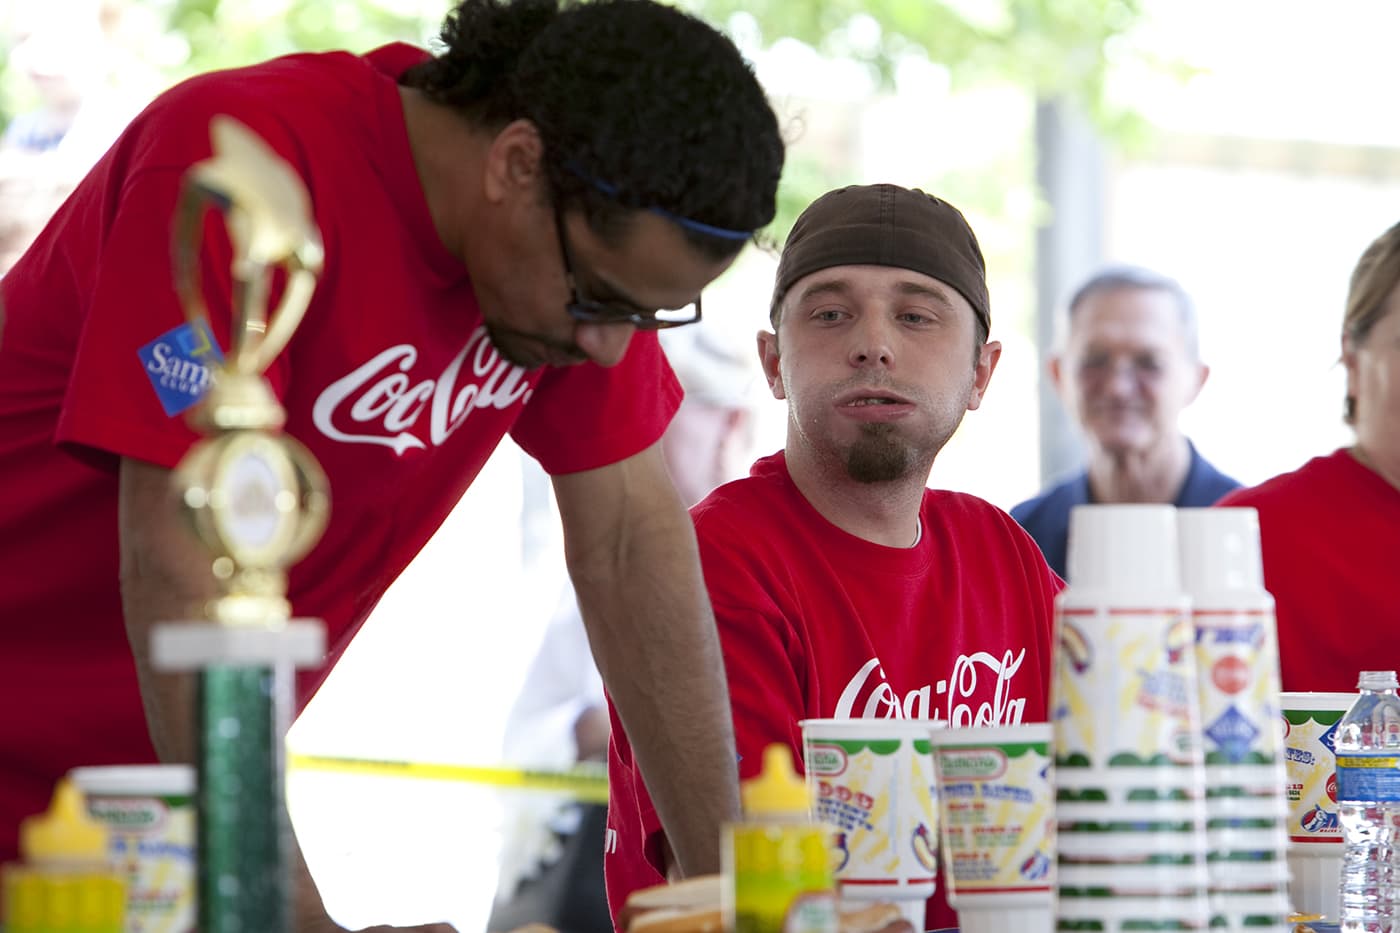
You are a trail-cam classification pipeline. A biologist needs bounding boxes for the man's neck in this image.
[1086,433,1192,505]
[1351,442,1400,493]
[398,86,488,262]
[783,446,927,548]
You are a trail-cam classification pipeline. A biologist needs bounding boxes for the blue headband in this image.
[562,161,754,242]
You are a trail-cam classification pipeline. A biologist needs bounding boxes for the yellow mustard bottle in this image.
[1,777,126,933]
[723,744,837,933]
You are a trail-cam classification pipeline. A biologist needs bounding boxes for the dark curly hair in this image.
[402,0,784,260]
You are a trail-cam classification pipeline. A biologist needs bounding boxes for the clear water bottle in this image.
[1336,670,1400,932]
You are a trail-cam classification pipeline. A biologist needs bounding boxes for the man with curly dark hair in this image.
[0,0,784,929]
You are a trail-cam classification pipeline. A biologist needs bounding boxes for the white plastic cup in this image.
[800,718,938,910]
[1055,890,1210,931]
[1065,504,1180,592]
[1176,507,1265,592]
[1206,856,1291,887]
[1058,773,1204,801]
[1052,601,1204,780]
[1052,598,1205,784]
[1057,859,1209,893]
[1279,692,1355,919]
[1207,820,1289,858]
[930,723,1053,933]
[69,764,197,933]
[1179,508,1288,792]
[1054,506,1204,790]
[1057,828,1208,859]
[1287,844,1343,921]
[1208,888,1292,933]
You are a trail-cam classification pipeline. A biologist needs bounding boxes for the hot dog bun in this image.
[627,906,724,933]
[838,901,906,933]
[621,875,723,931]
[622,874,907,933]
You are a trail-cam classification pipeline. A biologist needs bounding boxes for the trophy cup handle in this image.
[173,115,325,377]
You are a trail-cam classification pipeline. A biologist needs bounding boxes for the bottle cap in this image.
[1357,670,1399,690]
[741,745,810,816]
[19,777,110,863]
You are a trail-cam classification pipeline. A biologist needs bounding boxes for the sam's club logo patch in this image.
[138,321,223,416]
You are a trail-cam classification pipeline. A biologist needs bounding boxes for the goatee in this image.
[484,320,585,370]
[844,424,916,484]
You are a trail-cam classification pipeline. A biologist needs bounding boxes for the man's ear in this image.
[757,330,784,400]
[483,118,545,204]
[1342,331,1359,407]
[967,339,1003,411]
[1186,361,1210,406]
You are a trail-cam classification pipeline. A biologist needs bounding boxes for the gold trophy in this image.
[152,115,331,933]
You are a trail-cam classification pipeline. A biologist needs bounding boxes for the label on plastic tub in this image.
[72,768,197,933]
[89,791,196,932]
[1281,699,1352,843]
[935,739,1054,898]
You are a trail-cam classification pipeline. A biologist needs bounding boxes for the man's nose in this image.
[573,321,638,368]
[1100,358,1144,392]
[848,316,895,368]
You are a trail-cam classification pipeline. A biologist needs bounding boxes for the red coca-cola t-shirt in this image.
[606,452,1061,930]
[0,45,680,862]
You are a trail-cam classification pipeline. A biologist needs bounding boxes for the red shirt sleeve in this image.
[55,103,300,472]
[511,330,681,475]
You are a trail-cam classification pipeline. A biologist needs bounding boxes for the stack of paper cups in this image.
[1279,691,1356,920]
[1054,505,1210,931]
[1177,508,1290,931]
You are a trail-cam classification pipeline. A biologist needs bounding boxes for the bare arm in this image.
[118,457,209,762]
[119,457,449,933]
[552,441,740,878]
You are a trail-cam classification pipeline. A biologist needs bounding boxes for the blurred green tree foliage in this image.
[678,0,1162,245]
[687,0,1145,114]
[157,0,444,76]
[0,0,1161,259]
[1,0,1148,138]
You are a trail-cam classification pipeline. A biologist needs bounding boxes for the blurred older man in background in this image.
[1012,265,1241,578]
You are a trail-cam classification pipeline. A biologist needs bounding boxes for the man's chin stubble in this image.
[484,321,584,370]
[843,426,917,484]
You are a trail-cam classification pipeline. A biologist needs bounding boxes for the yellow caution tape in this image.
[286,752,610,804]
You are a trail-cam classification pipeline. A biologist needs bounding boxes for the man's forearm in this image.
[118,458,213,763]
[607,593,737,875]
[562,467,741,878]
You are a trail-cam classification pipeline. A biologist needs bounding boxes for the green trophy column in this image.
[200,666,284,932]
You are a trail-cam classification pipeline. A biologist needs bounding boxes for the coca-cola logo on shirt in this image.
[833,649,1028,726]
[312,327,532,455]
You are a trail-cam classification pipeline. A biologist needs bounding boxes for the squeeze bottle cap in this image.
[741,744,810,816]
[19,777,109,862]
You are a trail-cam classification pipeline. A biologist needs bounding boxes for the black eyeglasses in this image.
[553,206,702,330]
